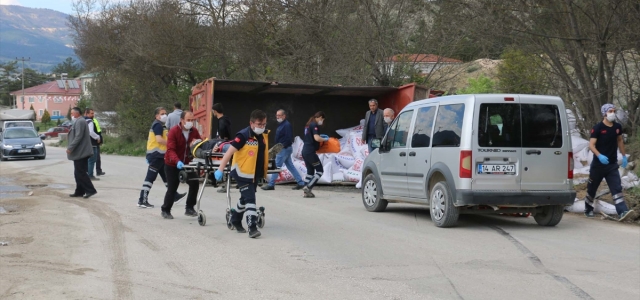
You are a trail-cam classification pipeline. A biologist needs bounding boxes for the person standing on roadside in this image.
[362,99,384,154]
[262,109,306,191]
[165,102,183,130]
[383,108,395,133]
[584,104,634,220]
[213,103,232,140]
[92,116,105,176]
[301,111,329,198]
[84,108,101,181]
[214,109,269,238]
[138,107,185,209]
[161,111,202,219]
[67,107,97,199]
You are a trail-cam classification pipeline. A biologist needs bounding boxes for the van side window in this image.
[432,104,464,147]
[411,106,436,148]
[478,103,521,147]
[384,110,414,149]
[522,104,562,148]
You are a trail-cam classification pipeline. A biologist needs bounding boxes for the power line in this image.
[15,57,31,109]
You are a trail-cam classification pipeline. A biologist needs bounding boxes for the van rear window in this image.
[477,103,562,148]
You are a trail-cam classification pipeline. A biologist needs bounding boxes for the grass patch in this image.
[100,135,146,157]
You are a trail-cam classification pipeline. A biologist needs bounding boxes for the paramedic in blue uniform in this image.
[215,110,269,238]
[584,103,633,220]
[301,111,329,198]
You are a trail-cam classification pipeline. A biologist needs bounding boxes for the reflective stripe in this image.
[585,195,594,206]
[246,210,258,216]
[613,194,625,204]
[246,203,256,209]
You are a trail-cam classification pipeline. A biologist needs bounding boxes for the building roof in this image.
[386,54,462,63]
[9,80,82,95]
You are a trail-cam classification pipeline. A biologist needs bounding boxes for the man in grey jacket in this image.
[165,102,183,130]
[66,107,97,199]
[362,99,385,154]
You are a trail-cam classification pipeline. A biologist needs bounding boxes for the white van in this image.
[362,94,576,227]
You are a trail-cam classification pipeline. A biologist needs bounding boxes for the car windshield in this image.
[5,128,38,139]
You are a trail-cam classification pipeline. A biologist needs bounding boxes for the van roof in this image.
[405,94,564,110]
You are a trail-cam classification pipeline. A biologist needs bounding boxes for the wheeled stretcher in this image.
[181,150,281,228]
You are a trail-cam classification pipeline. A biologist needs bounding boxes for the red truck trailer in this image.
[189,78,438,143]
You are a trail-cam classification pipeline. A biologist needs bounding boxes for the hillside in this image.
[0,5,76,72]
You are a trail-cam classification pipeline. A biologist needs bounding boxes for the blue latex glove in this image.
[214,170,223,181]
[622,156,628,168]
[177,161,184,169]
[320,134,329,141]
[597,154,609,165]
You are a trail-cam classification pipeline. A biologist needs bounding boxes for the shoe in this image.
[618,210,634,221]
[292,184,305,190]
[97,171,106,176]
[161,211,173,219]
[174,192,186,203]
[185,207,198,217]
[303,186,315,198]
[248,228,261,238]
[83,192,97,199]
[584,211,594,218]
[261,185,275,191]
[69,193,83,197]
[89,176,100,181]
[217,187,227,193]
[138,200,154,208]
[232,222,246,233]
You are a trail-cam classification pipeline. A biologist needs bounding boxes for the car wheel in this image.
[533,205,564,226]
[430,181,459,228]
[362,173,387,212]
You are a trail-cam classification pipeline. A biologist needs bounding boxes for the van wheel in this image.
[430,181,459,227]
[362,173,387,212]
[534,205,564,226]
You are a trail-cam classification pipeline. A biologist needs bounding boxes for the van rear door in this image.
[520,97,569,191]
[472,95,522,191]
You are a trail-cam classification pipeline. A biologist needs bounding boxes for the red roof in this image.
[386,54,462,63]
[9,80,82,95]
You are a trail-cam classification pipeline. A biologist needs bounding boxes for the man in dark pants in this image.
[215,110,269,238]
[66,107,97,199]
[161,111,202,219]
[92,117,105,176]
[584,103,633,220]
[362,99,384,154]
[262,109,306,190]
[85,108,101,180]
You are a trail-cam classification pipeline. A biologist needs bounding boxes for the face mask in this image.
[384,117,392,123]
[317,120,323,126]
[253,127,265,135]
[606,112,616,122]
[277,118,283,123]
[184,122,193,130]
[160,114,167,123]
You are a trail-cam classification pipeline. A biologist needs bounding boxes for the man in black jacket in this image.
[262,109,305,190]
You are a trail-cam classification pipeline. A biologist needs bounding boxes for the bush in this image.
[41,109,51,124]
[99,135,146,156]
[458,75,497,94]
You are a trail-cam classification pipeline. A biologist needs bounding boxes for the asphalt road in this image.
[0,144,639,300]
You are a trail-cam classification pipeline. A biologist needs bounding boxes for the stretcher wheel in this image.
[258,216,265,228]
[178,170,187,183]
[225,211,234,230]
[198,211,206,226]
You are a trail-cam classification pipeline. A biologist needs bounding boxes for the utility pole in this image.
[16,57,30,109]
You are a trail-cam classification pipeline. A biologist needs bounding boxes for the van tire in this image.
[430,181,459,227]
[362,174,387,212]
[534,205,564,226]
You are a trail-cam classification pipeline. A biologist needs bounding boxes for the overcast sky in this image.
[1,0,76,15]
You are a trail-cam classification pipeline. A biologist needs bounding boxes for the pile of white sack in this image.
[273,120,369,186]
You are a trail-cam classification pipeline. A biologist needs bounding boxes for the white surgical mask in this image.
[184,121,193,130]
[253,127,265,135]
[71,116,77,121]
[606,112,616,122]
[384,117,392,123]
[160,114,167,123]
[277,118,283,123]
[317,120,323,126]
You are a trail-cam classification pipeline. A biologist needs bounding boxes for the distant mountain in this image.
[0,5,77,73]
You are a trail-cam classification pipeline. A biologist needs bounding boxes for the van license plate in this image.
[18,149,31,153]
[478,164,515,175]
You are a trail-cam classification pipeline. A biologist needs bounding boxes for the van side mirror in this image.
[371,138,382,150]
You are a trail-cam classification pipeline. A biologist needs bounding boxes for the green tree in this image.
[458,75,497,94]
[56,118,61,126]
[76,96,90,113]
[30,104,34,111]
[41,109,51,125]
[497,48,547,94]
[51,57,84,78]
[66,106,72,120]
